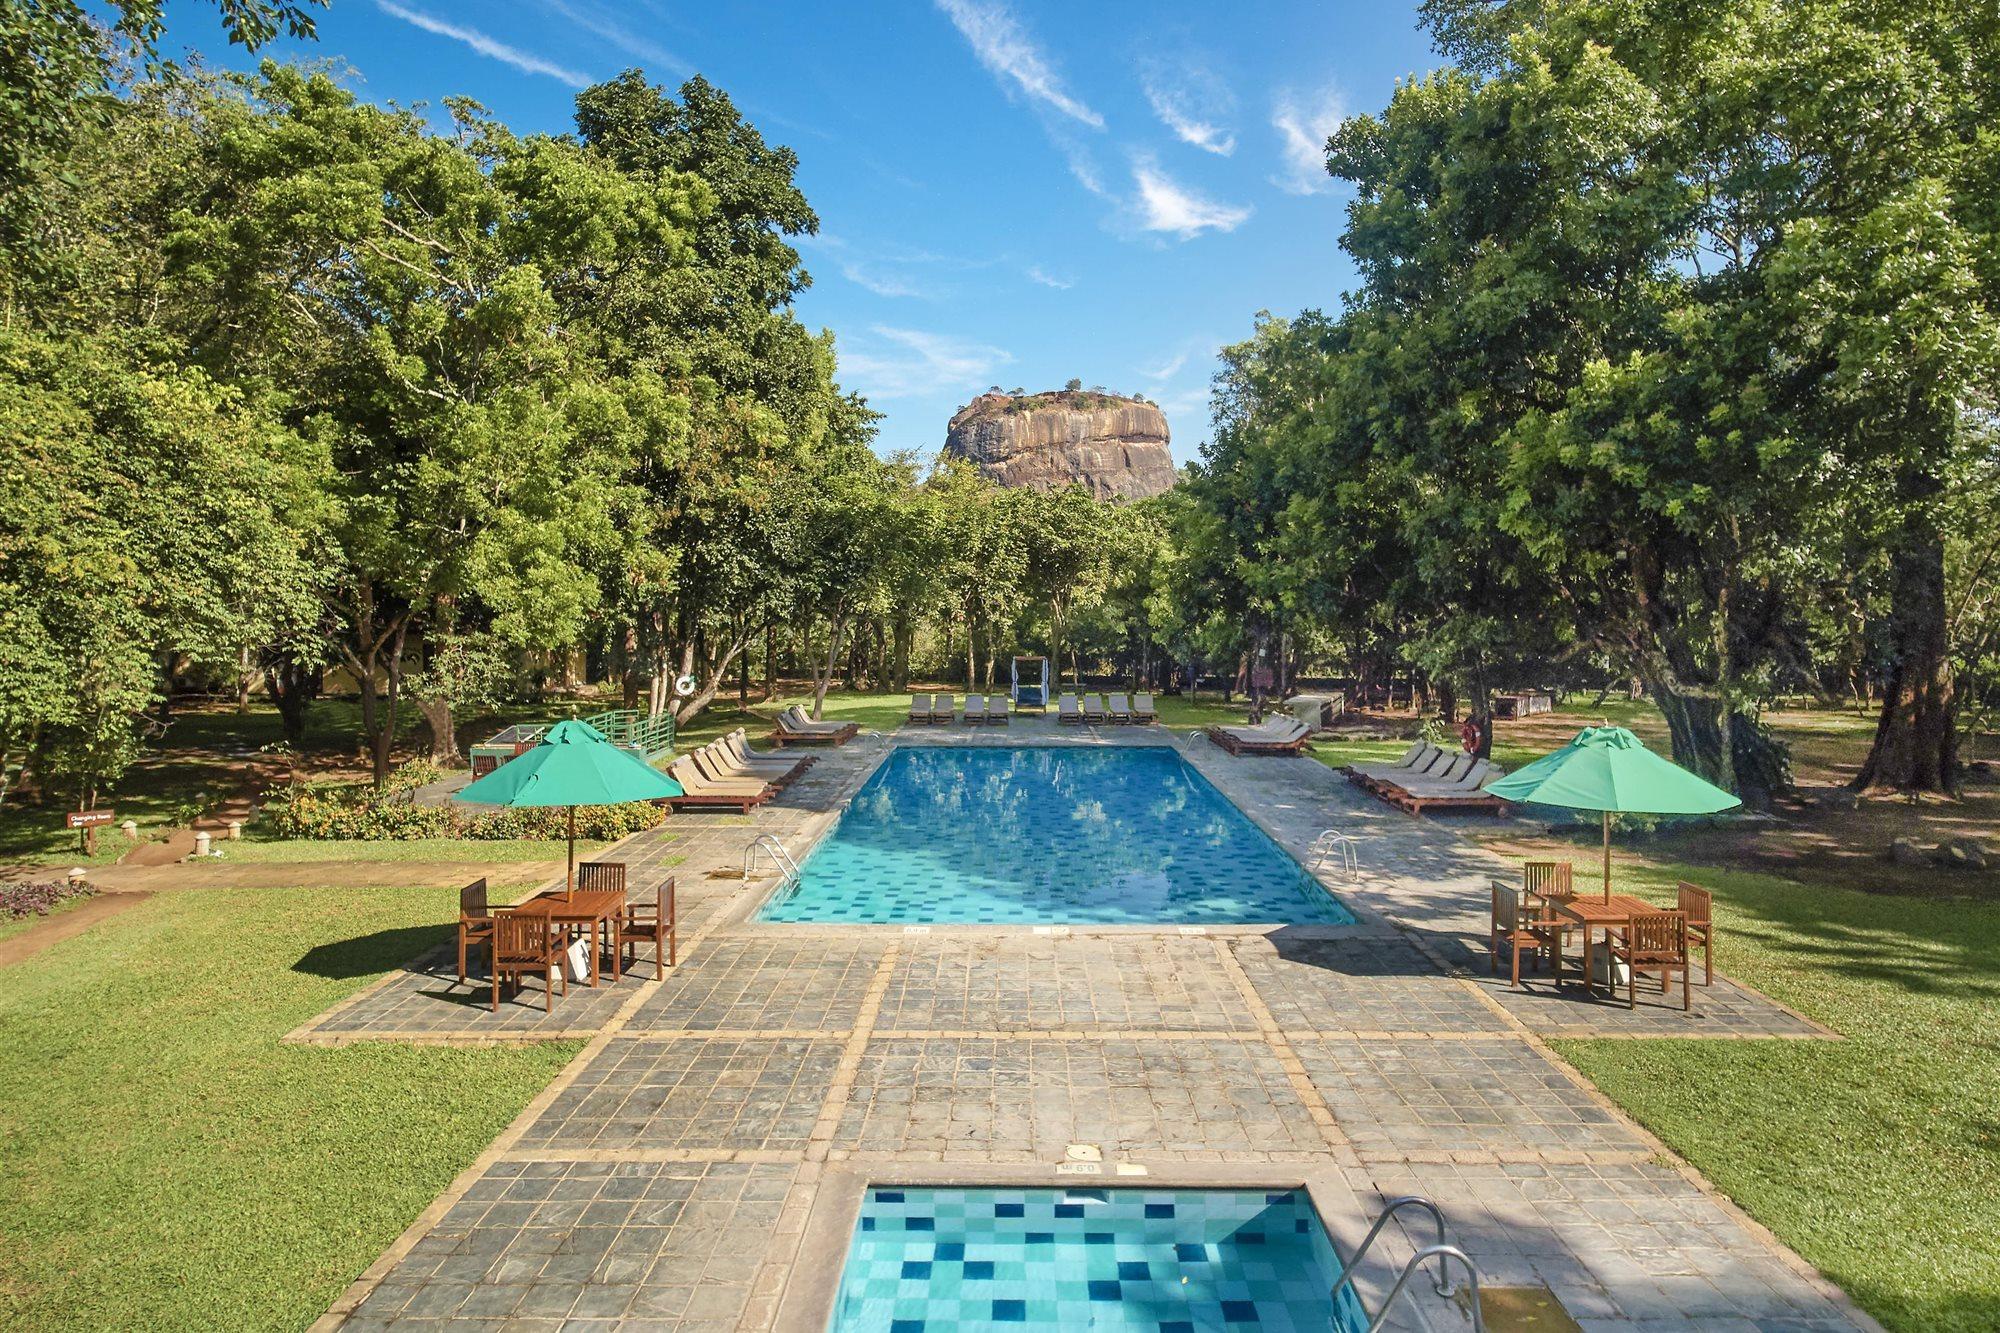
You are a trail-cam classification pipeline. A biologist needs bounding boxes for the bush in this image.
[2,878,97,921]
[262,771,667,842]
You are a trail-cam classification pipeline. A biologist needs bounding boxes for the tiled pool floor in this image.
[830,1187,1366,1331]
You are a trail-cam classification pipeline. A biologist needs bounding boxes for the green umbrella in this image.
[454,719,682,893]
[1485,725,1740,899]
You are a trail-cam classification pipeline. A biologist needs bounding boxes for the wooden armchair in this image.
[456,878,501,983]
[490,912,568,1012]
[1490,882,1564,989]
[577,861,626,895]
[620,876,678,977]
[1677,882,1714,985]
[1609,912,1690,1010]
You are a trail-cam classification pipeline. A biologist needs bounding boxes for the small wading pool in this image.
[758,746,1353,925]
[829,1186,1367,1331]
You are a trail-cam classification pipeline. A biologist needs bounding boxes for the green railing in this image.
[582,708,677,759]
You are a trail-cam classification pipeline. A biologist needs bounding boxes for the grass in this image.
[1529,851,2000,1333]
[0,886,577,1330]
[0,889,100,946]
[222,836,610,865]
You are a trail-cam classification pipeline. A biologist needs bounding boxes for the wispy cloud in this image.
[933,0,1103,129]
[1272,85,1347,195]
[537,0,689,76]
[1130,156,1251,238]
[1025,265,1073,290]
[1141,58,1236,156]
[1141,349,1190,382]
[375,1,591,86]
[841,325,1011,401]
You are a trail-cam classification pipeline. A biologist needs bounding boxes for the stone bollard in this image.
[67,867,88,888]
[226,820,242,841]
[119,819,138,837]
[194,830,212,858]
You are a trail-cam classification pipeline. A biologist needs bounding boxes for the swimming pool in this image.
[758,745,1352,925]
[828,1186,1368,1331]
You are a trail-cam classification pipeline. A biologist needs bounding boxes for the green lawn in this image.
[223,836,610,865]
[1545,855,2000,1333]
[0,886,577,1330]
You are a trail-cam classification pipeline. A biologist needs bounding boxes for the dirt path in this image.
[0,891,154,969]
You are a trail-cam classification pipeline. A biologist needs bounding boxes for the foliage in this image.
[262,777,666,842]
[0,876,95,921]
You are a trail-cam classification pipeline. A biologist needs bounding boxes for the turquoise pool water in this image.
[758,745,1352,925]
[829,1186,1368,1331]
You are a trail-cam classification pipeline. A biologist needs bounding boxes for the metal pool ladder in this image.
[744,834,801,888]
[1330,1195,1484,1332]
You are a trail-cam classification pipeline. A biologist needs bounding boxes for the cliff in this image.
[943,390,1174,501]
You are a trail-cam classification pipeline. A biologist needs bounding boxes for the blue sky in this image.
[177,1,1440,462]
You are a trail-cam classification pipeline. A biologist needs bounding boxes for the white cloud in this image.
[934,0,1103,129]
[841,326,1012,401]
[1130,157,1252,239]
[839,262,933,300]
[1142,61,1236,156]
[1272,85,1348,195]
[537,0,689,76]
[375,1,591,86]
[1025,265,1073,290]
[1141,349,1190,382]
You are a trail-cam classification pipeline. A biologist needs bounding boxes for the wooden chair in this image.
[1677,882,1714,985]
[456,877,499,983]
[1523,861,1573,901]
[1609,912,1691,1010]
[490,913,568,1012]
[1490,883,1562,989]
[577,861,626,895]
[620,876,678,978]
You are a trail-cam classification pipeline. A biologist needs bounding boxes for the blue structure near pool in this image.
[829,1186,1368,1331]
[758,746,1353,925]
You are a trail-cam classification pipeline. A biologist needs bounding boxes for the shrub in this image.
[2,878,97,921]
[262,776,667,842]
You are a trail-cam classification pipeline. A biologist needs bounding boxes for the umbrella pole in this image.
[566,805,576,898]
[1602,809,1612,901]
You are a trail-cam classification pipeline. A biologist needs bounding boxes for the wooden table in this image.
[1552,894,1657,998]
[513,888,626,986]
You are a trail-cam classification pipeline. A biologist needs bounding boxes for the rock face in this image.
[944,390,1174,501]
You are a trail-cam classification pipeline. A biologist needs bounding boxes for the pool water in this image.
[829,1186,1368,1331]
[758,746,1352,925]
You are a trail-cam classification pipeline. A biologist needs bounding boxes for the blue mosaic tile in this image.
[830,1187,1366,1331]
[758,747,1355,925]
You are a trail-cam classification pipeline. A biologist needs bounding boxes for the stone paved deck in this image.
[315,718,1872,1333]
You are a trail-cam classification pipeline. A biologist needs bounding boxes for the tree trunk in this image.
[415,696,461,766]
[262,657,317,750]
[1650,681,1732,791]
[1855,526,1957,794]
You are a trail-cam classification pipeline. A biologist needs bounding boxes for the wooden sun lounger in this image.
[1132,693,1157,724]
[1082,693,1107,724]
[1374,758,1510,815]
[700,741,804,789]
[773,706,859,746]
[907,694,932,724]
[727,729,812,779]
[964,693,986,725]
[929,694,954,725]
[1057,693,1083,725]
[666,758,775,812]
[1106,693,1132,724]
[1206,718,1313,756]
[988,695,1010,725]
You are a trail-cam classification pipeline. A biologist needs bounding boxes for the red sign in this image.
[65,809,114,829]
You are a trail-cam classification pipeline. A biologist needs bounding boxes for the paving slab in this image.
[625,938,890,1033]
[338,1159,795,1331]
[876,934,1253,1033]
[834,1035,1331,1161]
[518,1037,842,1154]
[1231,934,1508,1036]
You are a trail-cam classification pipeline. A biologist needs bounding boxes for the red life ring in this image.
[1458,719,1479,753]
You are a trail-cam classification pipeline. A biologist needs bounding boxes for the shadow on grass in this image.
[292,924,448,980]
